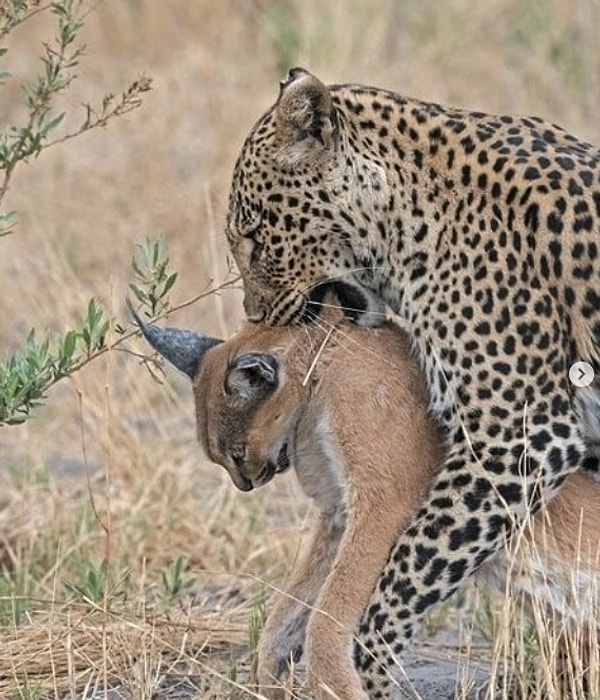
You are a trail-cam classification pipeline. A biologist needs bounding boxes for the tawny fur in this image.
[193,307,600,699]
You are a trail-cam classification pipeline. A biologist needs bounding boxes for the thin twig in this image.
[68,274,241,377]
[0,2,53,41]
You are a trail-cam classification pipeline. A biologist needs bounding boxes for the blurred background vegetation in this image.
[1,0,599,696]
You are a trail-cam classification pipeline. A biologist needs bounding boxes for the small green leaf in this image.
[39,111,65,137]
[0,210,17,236]
[130,257,144,279]
[129,283,149,305]
[61,330,77,360]
[81,327,91,349]
[162,272,178,296]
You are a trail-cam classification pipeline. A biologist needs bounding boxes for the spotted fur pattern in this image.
[224,68,600,697]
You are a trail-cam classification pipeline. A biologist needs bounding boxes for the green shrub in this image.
[0,0,151,426]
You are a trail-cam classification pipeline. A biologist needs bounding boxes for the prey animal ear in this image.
[225,353,279,401]
[274,67,336,165]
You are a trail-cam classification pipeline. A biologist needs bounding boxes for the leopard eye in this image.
[250,239,264,264]
[240,209,262,238]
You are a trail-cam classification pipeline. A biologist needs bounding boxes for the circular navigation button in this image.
[569,361,594,388]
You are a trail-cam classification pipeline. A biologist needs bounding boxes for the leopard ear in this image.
[274,68,335,165]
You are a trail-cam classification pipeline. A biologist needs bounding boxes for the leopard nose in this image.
[247,312,266,323]
[243,295,266,323]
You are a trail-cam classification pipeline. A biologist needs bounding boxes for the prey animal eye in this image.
[231,446,246,468]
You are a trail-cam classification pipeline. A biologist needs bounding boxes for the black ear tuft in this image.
[127,297,222,379]
[225,353,279,400]
[274,68,335,164]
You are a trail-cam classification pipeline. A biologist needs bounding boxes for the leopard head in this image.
[226,67,387,327]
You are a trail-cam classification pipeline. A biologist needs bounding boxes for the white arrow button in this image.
[569,361,594,388]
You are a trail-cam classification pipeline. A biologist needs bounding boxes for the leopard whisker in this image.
[308,298,388,318]
[300,265,392,296]
[297,303,414,376]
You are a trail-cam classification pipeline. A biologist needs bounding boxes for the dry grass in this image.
[2,0,600,697]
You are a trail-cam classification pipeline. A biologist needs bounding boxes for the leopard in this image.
[222,67,600,696]
[130,299,600,699]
